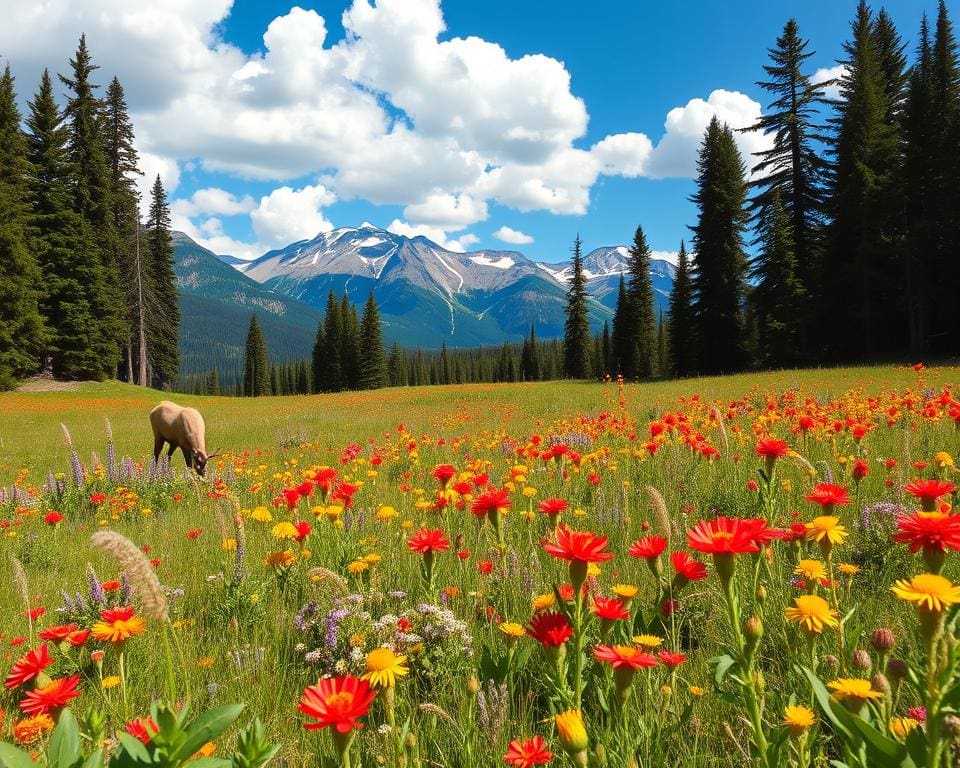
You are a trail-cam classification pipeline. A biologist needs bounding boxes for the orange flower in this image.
[686,517,763,555]
[407,528,450,554]
[593,644,657,669]
[543,526,614,563]
[19,675,80,716]
[503,735,553,767]
[91,607,145,644]
[804,484,851,510]
[299,675,377,733]
[5,644,52,689]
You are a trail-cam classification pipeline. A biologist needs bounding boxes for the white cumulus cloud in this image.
[812,64,846,101]
[250,184,337,248]
[387,219,477,253]
[492,226,534,245]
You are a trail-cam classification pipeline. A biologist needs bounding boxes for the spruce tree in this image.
[439,341,451,385]
[690,118,749,374]
[388,341,404,386]
[611,274,632,377]
[243,315,269,396]
[358,292,388,389]
[297,360,310,394]
[668,241,695,377]
[0,66,46,388]
[563,235,592,379]
[527,324,541,381]
[340,296,361,390]
[323,291,342,390]
[311,316,326,392]
[750,191,805,367]
[656,310,667,378]
[627,225,657,378]
[600,321,612,378]
[146,175,180,388]
[209,367,220,395]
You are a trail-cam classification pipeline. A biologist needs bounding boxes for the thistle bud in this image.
[871,672,890,695]
[820,655,839,674]
[886,658,909,682]
[942,715,960,737]
[851,649,872,673]
[756,584,767,604]
[870,628,896,654]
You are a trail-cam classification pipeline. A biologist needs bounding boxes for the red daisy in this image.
[432,464,457,487]
[593,644,657,669]
[755,438,790,460]
[126,717,159,744]
[804,484,851,509]
[670,551,708,583]
[38,624,79,642]
[627,535,668,560]
[407,528,450,555]
[686,517,763,555]
[19,675,80,715]
[904,479,957,511]
[5,644,53,689]
[470,488,512,518]
[527,612,573,648]
[657,650,687,666]
[893,512,960,554]
[543,526,614,563]
[538,498,568,517]
[299,675,377,733]
[592,596,630,621]
[503,735,553,767]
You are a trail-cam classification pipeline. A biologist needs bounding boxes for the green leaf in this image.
[904,728,926,768]
[48,709,83,768]
[710,654,736,686]
[186,759,231,768]
[111,734,153,768]
[0,743,37,768]
[82,748,105,768]
[171,704,245,763]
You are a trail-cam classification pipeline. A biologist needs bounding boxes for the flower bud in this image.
[851,649,872,673]
[942,715,960,737]
[820,655,839,675]
[871,672,890,695]
[755,584,767,604]
[870,628,896,654]
[405,733,417,750]
[555,710,589,755]
[886,658,909,682]
[466,675,480,694]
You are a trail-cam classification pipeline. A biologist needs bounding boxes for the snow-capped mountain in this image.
[208,224,675,347]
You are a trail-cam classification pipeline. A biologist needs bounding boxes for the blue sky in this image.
[1,0,951,262]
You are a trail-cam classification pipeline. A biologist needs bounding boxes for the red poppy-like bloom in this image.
[294,520,311,542]
[66,630,90,647]
[804,484,851,509]
[471,488,512,518]
[432,464,457,487]
[407,528,450,555]
[26,607,45,620]
[852,459,869,482]
[904,480,957,511]
[527,612,573,648]
[330,481,358,508]
[893,512,960,554]
[686,517,764,555]
[5,644,52,689]
[594,644,657,669]
[478,560,494,575]
[503,735,553,767]
[39,624,79,642]
[592,597,630,621]
[44,511,64,525]
[101,580,121,591]
[280,488,300,510]
[19,675,80,715]
[126,717,159,744]
[299,675,377,733]
[755,438,790,460]
[628,535,668,560]
[543,526,614,563]
[657,650,687,666]
[538,498,568,516]
[671,551,708,582]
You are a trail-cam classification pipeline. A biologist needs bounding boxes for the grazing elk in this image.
[149,401,219,476]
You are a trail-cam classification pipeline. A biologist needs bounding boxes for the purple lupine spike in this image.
[70,450,85,486]
[119,571,132,605]
[87,564,105,606]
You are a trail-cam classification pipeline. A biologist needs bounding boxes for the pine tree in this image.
[563,235,592,379]
[527,324,541,381]
[270,364,280,396]
[208,367,220,396]
[600,321,612,378]
[388,341,404,386]
[656,310,667,378]
[243,315,269,396]
[627,225,657,378]
[297,360,310,394]
[311,316,326,392]
[743,19,829,293]
[0,66,46,388]
[439,341,451,385]
[340,295,361,390]
[690,118,749,374]
[668,241,695,377]
[323,291,342,390]
[358,292,388,389]
[60,35,125,374]
[146,175,180,388]
[750,191,805,367]
[611,274,632,377]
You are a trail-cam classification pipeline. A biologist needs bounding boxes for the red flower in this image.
[186,528,203,539]
[904,479,957,511]
[893,512,960,554]
[627,535,668,560]
[538,498,568,517]
[5,644,52,689]
[686,517,763,555]
[852,459,869,482]
[38,625,78,642]
[594,644,657,669]
[43,511,64,526]
[89,493,106,505]
[670,551,708,583]
[299,675,377,733]
[66,630,90,647]
[101,580,121,591]
[25,607,45,621]
[296,481,314,498]
[755,438,789,460]
[281,488,300,510]
[294,520,311,542]
[503,735,553,767]
[330,481,358,508]
[432,464,457,487]
[543,526,614,563]
[478,560,494,575]
[19,675,80,715]
[407,528,450,555]
[591,597,630,621]
[126,717,159,744]
[471,488,512,518]
[804,484,851,509]
[527,612,573,648]
[657,650,687,666]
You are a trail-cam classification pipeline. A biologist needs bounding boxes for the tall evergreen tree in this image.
[358,292,388,389]
[60,35,125,374]
[388,341,405,386]
[611,274,632,376]
[600,321,612,378]
[146,175,179,388]
[690,118,749,374]
[627,225,657,378]
[750,191,806,367]
[0,66,46,388]
[439,341,451,385]
[563,235,592,379]
[243,315,269,396]
[744,19,829,291]
[296,360,310,395]
[323,290,342,390]
[656,310,667,378]
[340,296,361,390]
[311,316,326,392]
[668,242,695,377]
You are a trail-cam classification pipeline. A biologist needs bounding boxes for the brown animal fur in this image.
[149,401,217,476]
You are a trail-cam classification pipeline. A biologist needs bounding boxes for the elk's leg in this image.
[153,434,164,462]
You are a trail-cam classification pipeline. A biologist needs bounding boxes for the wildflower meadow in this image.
[2,365,960,767]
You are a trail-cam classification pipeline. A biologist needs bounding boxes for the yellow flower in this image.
[350,632,366,647]
[498,622,527,639]
[197,656,215,668]
[271,521,299,540]
[689,686,706,698]
[794,560,827,581]
[264,550,297,569]
[827,678,883,707]
[632,634,663,650]
[805,516,848,546]
[891,573,960,613]
[532,593,556,611]
[91,613,145,644]
[554,710,589,755]
[838,563,860,576]
[363,553,382,565]
[221,538,237,551]
[13,713,54,745]
[661,684,672,696]
[101,675,121,689]
[141,508,153,517]
[362,647,409,689]
[348,560,369,574]
[784,595,840,634]
[251,506,273,523]
[587,563,602,577]
[323,505,344,522]
[890,717,920,739]
[193,742,216,759]
[783,705,815,737]
[612,584,639,600]
[934,451,955,469]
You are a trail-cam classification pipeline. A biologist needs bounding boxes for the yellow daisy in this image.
[794,560,827,581]
[783,705,815,737]
[784,595,840,635]
[362,647,409,689]
[891,573,960,613]
[632,634,663,650]
[804,516,848,546]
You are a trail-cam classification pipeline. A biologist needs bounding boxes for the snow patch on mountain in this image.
[470,254,515,269]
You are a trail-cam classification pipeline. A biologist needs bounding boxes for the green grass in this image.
[0,364,957,767]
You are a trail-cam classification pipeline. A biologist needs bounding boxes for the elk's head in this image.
[193,449,220,477]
